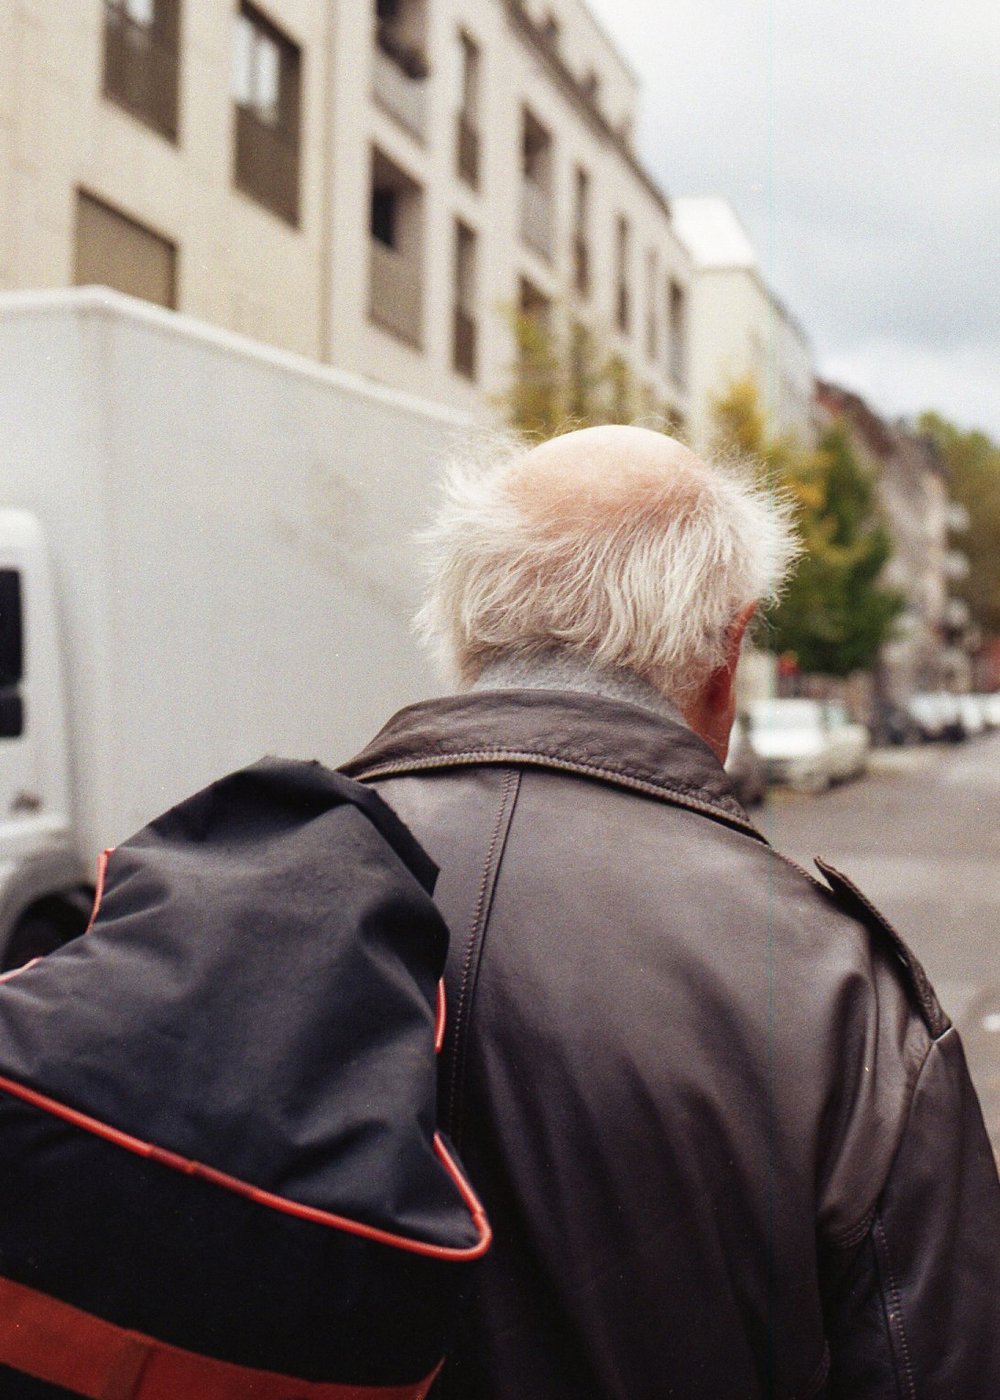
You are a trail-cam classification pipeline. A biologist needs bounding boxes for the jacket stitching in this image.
[827,1205,877,1251]
[446,768,521,1142]
[873,1210,917,1400]
[825,1035,935,1251]
[813,861,948,1037]
[352,751,763,838]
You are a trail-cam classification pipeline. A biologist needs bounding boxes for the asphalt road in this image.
[757,731,1000,1156]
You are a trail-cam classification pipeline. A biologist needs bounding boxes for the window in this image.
[667,279,688,389]
[374,0,430,137]
[521,108,554,261]
[102,0,180,141]
[645,249,658,362]
[519,276,551,329]
[0,570,24,740]
[369,149,424,348]
[232,4,301,225]
[615,215,630,334]
[455,30,480,187]
[452,221,478,380]
[540,13,561,49]
[572,166,590,297]
[74,191,176,309]
[376,0,428,76]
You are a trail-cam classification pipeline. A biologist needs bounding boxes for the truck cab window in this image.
[0,570,25,739]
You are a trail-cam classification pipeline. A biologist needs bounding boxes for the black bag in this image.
[0,758,489,1399]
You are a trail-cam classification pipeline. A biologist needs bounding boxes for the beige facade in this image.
[1,1,330,357]
[1,0,693,423]
[816,381,959,700]
[671,197,814,452]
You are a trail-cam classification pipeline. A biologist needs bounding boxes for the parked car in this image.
[905,692,966,742]
[725,714,767,806]
[822,701,871,780]
[957,694,987,738]
[977,692,1000,728]
[746,698,867,793]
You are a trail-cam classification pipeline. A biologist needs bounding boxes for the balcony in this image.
[370,238,422,348]
[456,111,480,188]
[103,3,179,141]
[234,105,299,225]
[520,179,553,262]
[453,305,477,380]
[373,42,428,141]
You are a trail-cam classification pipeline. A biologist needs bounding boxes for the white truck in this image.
[0,287,464,965]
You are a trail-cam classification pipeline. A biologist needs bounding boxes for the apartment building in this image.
[671,196,814,452]
[1,1,331,356]
[815,380,965,699]
[1,0,693,423]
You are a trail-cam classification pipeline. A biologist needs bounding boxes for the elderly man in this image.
[344,426,1000,1399]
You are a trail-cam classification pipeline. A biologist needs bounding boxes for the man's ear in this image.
[717,602,756,688]
[725,602,757,676]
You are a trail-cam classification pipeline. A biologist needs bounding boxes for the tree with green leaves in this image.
[917,412,1000,640]
[712,379,905,678]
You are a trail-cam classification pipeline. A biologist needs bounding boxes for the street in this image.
[759,731,1000,1156]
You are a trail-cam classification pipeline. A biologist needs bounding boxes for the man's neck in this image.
[470,652,685,726]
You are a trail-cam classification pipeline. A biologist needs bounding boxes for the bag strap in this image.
[0,1273,441,1400]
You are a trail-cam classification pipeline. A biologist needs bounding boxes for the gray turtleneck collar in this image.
[470,652,687,728]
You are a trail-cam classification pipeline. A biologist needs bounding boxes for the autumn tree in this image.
[711,379,905,677]
[498,309,676,435]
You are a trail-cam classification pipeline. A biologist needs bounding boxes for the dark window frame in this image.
[102,0,182,143]
[74,188,178,309]
[232,2,302,227]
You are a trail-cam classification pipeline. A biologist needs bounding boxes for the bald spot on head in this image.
[508,425,713,535]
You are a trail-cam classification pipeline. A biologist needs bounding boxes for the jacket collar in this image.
[343,688,765,839]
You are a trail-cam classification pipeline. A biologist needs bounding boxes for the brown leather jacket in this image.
[344,688,1000,1400]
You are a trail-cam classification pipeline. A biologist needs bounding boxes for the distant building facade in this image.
[815,380,969,700]
[1,0,694,423]
[671,196,814,452]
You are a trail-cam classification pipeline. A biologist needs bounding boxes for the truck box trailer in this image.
[0,288,465,963]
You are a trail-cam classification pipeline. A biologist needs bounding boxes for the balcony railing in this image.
[370,239,423,348]
[520,178,553,261]
[373,44,428,141]
[456,111,480,188]
[234,105,299,225]
[453,305,477,380]
[103,4,179,141]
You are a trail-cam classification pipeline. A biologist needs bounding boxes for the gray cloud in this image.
[587,0,1000,433]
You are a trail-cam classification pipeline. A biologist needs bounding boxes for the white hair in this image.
[414,430,800,704]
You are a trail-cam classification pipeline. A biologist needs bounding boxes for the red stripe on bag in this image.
[0,1073,491,1260]
[0,1273,442,1400]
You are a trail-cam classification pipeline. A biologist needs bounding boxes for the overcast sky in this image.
[586,0,1000,439]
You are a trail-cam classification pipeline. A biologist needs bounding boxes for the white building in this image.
[671,196,814,451]
[1,0,694,425]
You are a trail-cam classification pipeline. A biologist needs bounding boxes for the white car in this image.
[822,701,871,780]
[747,698,868,793]
[957,694,987,738]
[906,691,968,742]
[977,693,1000,728]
